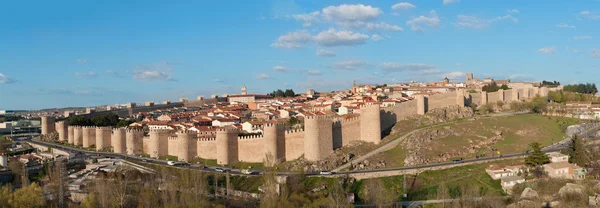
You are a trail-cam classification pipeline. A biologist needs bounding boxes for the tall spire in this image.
[241,84,247,95]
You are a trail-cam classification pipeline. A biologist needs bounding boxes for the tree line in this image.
[563,83,598,94]
[268,89,296,97]
[68,114,133,127]
[481,82,510,92]
[541,80,560,87]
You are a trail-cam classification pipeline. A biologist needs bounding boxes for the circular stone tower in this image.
[303,115,333,161]
[149,129,170,158]
[41,116,56,135]
[263,122,285,165]
[360,104,381,145]
[67,126,75,144]
[176,131,194,162]
[55,121,69,142]
[111,128,126,154]
[95,127,112,151]
[126,129,144,155]
[82,126,96,148]
[73,126,83,146]
[216,127,238,165]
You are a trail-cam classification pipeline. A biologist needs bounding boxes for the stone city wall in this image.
[427,92,457,110]
[196,138,217,160]
[381,100,417,130]
[332,116,361,149]
[53,87,548,165]
[284,129,304,161]
[487,91,500,104]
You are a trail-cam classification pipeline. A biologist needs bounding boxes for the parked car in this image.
[319,171,334,175]
[215,168,225,172]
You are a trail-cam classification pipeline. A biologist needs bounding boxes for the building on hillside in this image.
[228,94,273,103]
[501,176,525,194]
[338,106,358,115]
[242,121,267,133]
[157,114,172,122]
[212,118,238,127]
[547,152,569,163]
[543,162,587,180]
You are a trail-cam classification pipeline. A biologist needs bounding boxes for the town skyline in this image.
[1,0,600,109]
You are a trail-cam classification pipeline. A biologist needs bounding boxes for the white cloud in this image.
[507,9,520,14]
[76,58,88,64]
[392,2,416,10]
[74,71,98,79]
[332,59,367,70]
[133,71,173,81]
[573,36,592,41]
[591,48,600,59]
[443,0,459,5]
[537,46,557,54]
[455,14,517,29]
[444,71,465,79]
[406,10,440,31]
[455,15,488,29]
[316,49,336,57]
[322,4,382,25]
[271,30,312,48]
[371,34,384,41]
[380,63,436,72]
[293,11,321,27]
[556,23,576,29]
[580,11,600,20]
[256,74,272,79]
[493,15,518,23]
[273,66,290,72]
[313,29,369,47]
[364,22,403,31]
[0,73,17,84]
[307,70,322,75]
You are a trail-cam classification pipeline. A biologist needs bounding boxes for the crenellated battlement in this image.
[113,127,127,132]
[197,137,216,142]
[56,120,68,124]
[149,129,172,133]
[264,122,286,128]
[168,136,178,141]
[285,128,304,134]
[96,126,112,130]
[125,128,143,133]
[360,103,381,109]
[216,127,239,133]
[305,114,334,120]
[238,134,264,140]
[176,130,196,135]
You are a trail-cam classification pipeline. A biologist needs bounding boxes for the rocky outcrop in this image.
[401,125,505,166]
[520,187,538,200]
[558,183,586,198]
[424,105,474,123]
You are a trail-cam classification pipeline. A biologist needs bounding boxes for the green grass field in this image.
[351,159,523,202]
[383,114,580,167]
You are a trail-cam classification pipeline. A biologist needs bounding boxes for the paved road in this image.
[333,111,531,172]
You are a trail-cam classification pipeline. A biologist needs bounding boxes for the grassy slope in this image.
[350,159,523,202]
[383,115,580,167]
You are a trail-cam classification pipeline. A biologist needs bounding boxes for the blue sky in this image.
[1,0,599,110]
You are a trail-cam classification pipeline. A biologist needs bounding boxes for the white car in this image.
[215,168,225,172]
[319,171,334,175]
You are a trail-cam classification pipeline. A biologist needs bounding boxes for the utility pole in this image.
[58,160,66,208]
[403,170,407,199]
